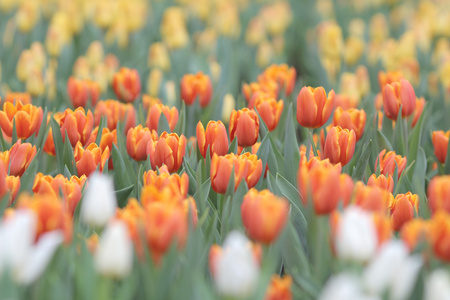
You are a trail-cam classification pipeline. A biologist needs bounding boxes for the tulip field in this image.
[1,0,450,299]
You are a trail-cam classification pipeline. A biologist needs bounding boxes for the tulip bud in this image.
[429,211,450,262]
[81,173,117,227]
[146,131,186,173]
[428,175,450,214]
[126,125,153,161]
[382,79,416,120]
[296,86,335,129]
[112,68,141,103]
[400,218,429,251]
[95,220,133,278]
[253,95,284,132]
[67,77,101,108]
[196,120,229,158]
[424,270,450,300]
[390,192,419,231]
[353,182,393,213]
[332,107,366,141]
[229,108,260,148]
[147,103,178,132]
[94,100,136,134]
[323,126,356,166]
[375,149,407,179]
[258,64,296,97]
[264,274,293,300]
[0,101,43,139]
[74,142,110,177]
[432,130,449,164]
[180,72,213,107]
[8,140,37,176]
[367,174,394,193]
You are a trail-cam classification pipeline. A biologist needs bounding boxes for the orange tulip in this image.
[400,218,429,251]
[140,185,183,207]
[147,131,186,173]
[16,193,73,243]
[298,165,354,215]
[3,92,32,105]
[428,175,450,214]
[0,101,43,139]
[372,212,393,246]
[258,64,296,97]
[296,86,335,129]
[229,108,260,148]
[142,94,162,111]
[367,174,394,193]
[210,153,263,194]
[196,120,229,158]
[375,149,407,178]
[0,160,20,205]
[334,94,358,110]
[323,126,356,166]
[253,95,284,132]
[126,125,154,161]
[74,142,110,177]
[389,192,419,231]
[67,77,101,108]
[94,100,136,134]
[353,182,393,213]
[180,72,213,107]
[242,80,278,104]
[378,70,403,90]
[32,173,87,215]
[8,140,37,176]
[412,97,426,128]
[115,198,146,258]
[382,79,416,120]
[332,107,366,141]
[57,107,94,147]
[86,126,117,154]
[432,130,449,164]
[143,165,189,198]
[264,275,293,300]
[429,211,450,262]
[112,67,141,103]
[147,103,179,132]
[241,189,289,244]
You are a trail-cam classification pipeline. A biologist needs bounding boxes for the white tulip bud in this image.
[95,220,133,278]
[335,206,377,262]
[214,231,259,298]
[424,269,450,300]
[81,173,117,227]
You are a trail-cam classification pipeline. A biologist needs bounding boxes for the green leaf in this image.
[157,111,171,134]
[284,104,301,185]
[95,116,107,146]
[0,129,7,151]
[35,106,49,150]
[375,129,393,154]
[228,137,238,154]
[254,107,269,139]
[352,140,372,181]
[174,102,186,136]
[281,222,311,277]
[111,145,133,194]
[115,185,135,207]
[63,131,78,176]
[50,117,65,174]
[11,119,17,145]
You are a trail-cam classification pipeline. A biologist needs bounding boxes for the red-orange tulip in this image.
[242,80,278,104]
[241,189,289,244]
[57,107,94,147]
[112,67,141,103]
[67,77,101,108]
[375,149,407,178]
[147,131,186,173]
[0,160,20,205]
[429,211,450,262]
[258,64,296,96]
[390,192,419,231]
[86,126,117,154]
[382,79,416,120]
[296,86,335,129]
[143,165,189,198]
[400,218,429,251]
[353,182,393,213]
[196,120,229,158]
[323,126,356,166]
[253,95,284,132]
[428,175,450,214]
[0,101,43,139]
[332,107,366,141]
[3,92,32,105]
[8,140,37,176]
[180,72,213,107]
[126,125,154,161]
[432,130,449,164]
[94,100,136,134]
[74,142,110,176]
[229,108,260,148]
[367,174,394,193]
[264,275,293,300]
[378,70,404,90]
[147,103,178,132]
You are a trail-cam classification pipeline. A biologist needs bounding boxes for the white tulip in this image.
[319,273,381,300]
[424,270,450,300]
[214,231,259,298]
[335,206,377,262]
[95,220,133,278]
[81,173,117,227]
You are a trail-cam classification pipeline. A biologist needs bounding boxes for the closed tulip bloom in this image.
[94,220,133,278]
[353,182,393,213]
[296,86,335,129]
[382,79,416,120]
[74,142,110,177]
[5,175,20,204]
[375,149,407,178]
[367,174,394,193]
[0,101,43,139]
[9,140,37,176]
[241,153,264,189]
[67,77,100,108]
[429,211,450,262]
[147,131,186,173]
[112,67,141,103]
[126,125,153,161]
[332,107,366,141]
[258,64,296,96]
[254,95,284,131]
[378,70,404,90]
[241,189,289,244]
[432,130,449,164]
[400,218,429,251]
[147,103,178,132]
[94,100,136,134]
[143,165,189,198]
[264,275,293,300]
[323,126,356,166]
[412,97,426,128]
[428,175,450,214]
[197,120,229,158]
[242,80,278,104]
[229,108,260,148]
[180,72,213,107]
[390,192,419,231]
[58,107,95,147]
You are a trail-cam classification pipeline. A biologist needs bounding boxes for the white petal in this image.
[390,254,422,300]
[424,270,450,300]
[319,273,378,300]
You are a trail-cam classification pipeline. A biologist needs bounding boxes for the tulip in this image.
[332,107,366,141]
[318,273,367,300]
[94,220,133,278]
[81,173,117,228]
[390,192,419,231]
[0,101,43,139]
[400,218,429,251]
[241,189,289,244]
[258,64,296,96]
[142,94,162,111]
[242,80,278,104]
[86,126,117,155]
[296,86,335,129]
[3,92,32,105]
[229,108,260,148]
[382,79,416,120]
[412,97,426,128]
[372,212,393,246]
[375,149,407,178]
[353,182,393,213]
[367,174,394,193]
[67,77,101,108]
[147,103,178,132]
[52,107,95,147]
[323,126,356,166]
[335,206,377,262]
[8,140,37,176]
[112,67,141,103]
[147,131,186,173]
[126,125,154,161]
[143,165,189,198]
[196,120,229,158]
[378,70,404,90]
[74,142,110,177]
[253,95,284,131]
[424,270,450,300]
[180,72,213,107]
[115,199,145,256]
[432,130,449,164]
[428,175,450,214]
[5,175,20,204]
[264,275,293,300]
[429,211,450,261]
[94,100,136,134]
